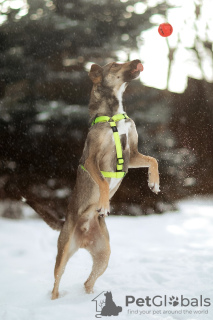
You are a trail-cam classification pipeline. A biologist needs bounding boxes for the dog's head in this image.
[89,59,143,88]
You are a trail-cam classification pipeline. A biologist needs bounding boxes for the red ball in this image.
[158,23,173,37]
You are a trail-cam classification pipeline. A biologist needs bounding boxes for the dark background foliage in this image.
[0,0,213,217]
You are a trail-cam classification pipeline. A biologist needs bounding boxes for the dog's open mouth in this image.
[123,60,144,82]
[131,62,144,74]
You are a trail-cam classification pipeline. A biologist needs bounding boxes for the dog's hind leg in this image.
[84,217,111,293]
[84,157,110,217]
[51,221,79,300]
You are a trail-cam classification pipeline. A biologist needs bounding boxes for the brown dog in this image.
[26,59,159,299]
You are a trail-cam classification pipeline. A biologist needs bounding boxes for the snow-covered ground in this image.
[0,197,213,320]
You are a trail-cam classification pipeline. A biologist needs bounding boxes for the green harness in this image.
[81,113,130,179]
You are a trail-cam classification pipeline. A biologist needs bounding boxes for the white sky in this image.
[136,0,213,92]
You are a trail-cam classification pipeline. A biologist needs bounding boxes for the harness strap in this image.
[81,113,129,179]
[109,121,123,171]
[81,165,126,178]
[91,113,129,126]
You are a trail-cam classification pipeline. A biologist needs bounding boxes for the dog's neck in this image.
[89,83,127,119]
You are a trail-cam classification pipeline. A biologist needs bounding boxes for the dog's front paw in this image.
[148,182,160,194]
[97,207,110,217]
[97,194,110,217]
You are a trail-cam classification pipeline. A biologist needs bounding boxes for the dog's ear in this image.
[89,64,103,84]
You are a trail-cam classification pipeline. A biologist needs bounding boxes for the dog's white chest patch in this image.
[109,178,122,192]
[116,119,131,146]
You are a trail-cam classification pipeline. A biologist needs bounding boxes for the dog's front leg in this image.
[129,152,160,193]
[84,157,110,216]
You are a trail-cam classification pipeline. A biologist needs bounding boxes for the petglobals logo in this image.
[92,291,122,318]
[125,295,211,308]
[92,293,211,318]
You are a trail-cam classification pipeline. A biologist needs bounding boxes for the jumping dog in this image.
[26,59,160,299]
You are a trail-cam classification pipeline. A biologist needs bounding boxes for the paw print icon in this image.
[169,296,179,307]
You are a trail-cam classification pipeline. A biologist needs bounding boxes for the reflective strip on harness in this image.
[109,121,124,171]
[82,113,129,179]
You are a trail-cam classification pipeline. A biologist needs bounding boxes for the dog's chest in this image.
[114,119,131,145]
[109,177,121,192]
[109,119,131,192]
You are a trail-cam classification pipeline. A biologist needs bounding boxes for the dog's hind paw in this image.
[51,291,59,300]
[84,280,94,294]
[148,182,160,194]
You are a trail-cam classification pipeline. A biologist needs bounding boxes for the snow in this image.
[0,197,213,320]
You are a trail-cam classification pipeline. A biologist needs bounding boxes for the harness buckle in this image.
[116,158,124,172]
[111,126,118,132]
[117,158,124,164]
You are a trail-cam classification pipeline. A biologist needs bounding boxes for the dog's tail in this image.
[23,197,64,231]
